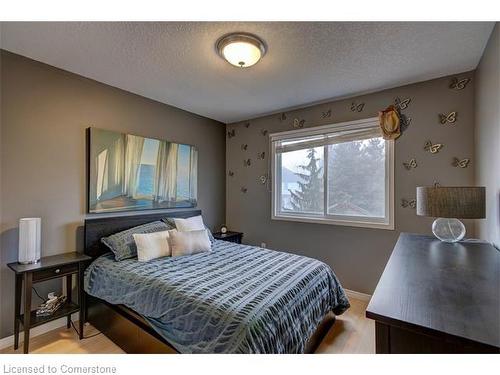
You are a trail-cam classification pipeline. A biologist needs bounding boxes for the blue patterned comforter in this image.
[84,240,349,353]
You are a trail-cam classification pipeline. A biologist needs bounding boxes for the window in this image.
[271,117,394,229]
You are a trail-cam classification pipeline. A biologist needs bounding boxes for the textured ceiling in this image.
[0,22,494,123]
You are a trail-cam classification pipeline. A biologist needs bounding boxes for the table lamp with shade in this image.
[18,217,41,264]
[416,186,485,243]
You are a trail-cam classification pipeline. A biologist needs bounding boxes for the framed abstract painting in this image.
[87,128,197,213]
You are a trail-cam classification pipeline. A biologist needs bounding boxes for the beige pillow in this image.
[169,229,211,257]
[133,230,174,262]
[173,215,205,232]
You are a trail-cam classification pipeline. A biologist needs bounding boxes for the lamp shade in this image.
[18,217,41,264]
[416,187,485,219]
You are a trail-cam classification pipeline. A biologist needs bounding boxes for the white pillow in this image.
[169,229,211,257]
[133,230,174,262]
[173,215,205,232]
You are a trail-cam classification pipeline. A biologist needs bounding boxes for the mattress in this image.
[84,239,350,353]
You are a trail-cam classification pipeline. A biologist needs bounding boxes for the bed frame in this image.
[83,210,335,354]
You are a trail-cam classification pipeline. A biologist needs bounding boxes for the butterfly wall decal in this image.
[439,111,457,124]
[394,97,411,110]
[259,175,268,184]
[243,159,251,167]
[452,157,470,168]
[228,170,234,177]
[244,122,250,128]
[424,140,443,154]
[241,187,248,193]
[401,199,416,209]
[261,129,268,136]
[321,109,332,118]
[449,77,471,90]
[403,158,417,170]
[257,151,265,160]
[227,129,235,138]
[350,102,365,112]
[241,144,248,151]
[293,118,305,128]
[401,115,412,128]
[279,113,287,121]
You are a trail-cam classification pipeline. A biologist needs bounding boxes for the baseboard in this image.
[0,312,78,350]
[345,288,372,302]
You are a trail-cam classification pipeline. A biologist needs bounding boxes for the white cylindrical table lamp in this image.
[18,218,41,264]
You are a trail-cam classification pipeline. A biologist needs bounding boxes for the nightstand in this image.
[212,231,243,244]
[7,252,92,353]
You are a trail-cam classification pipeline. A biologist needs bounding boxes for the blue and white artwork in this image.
[88,128,197,213]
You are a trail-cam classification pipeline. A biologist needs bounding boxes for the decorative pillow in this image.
[174,215,204,231]
[162,216,215,243]
[160,218,177,230]
[101,221,169,261]
[133,230,175,262]
[168,229,211,257]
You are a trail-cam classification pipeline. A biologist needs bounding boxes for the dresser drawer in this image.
[33,263,79,281]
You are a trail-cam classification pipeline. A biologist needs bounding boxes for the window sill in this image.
[272,213,394,230]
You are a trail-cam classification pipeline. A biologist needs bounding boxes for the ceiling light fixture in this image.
[216,33,267,68]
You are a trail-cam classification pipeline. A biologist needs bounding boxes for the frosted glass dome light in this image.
[216,33,267,68]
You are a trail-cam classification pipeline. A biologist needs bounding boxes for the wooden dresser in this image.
[366,233,499,353]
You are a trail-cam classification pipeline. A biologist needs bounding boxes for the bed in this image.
[83,210,350,354]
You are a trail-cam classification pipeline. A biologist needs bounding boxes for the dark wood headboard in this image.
[84,209,201,258]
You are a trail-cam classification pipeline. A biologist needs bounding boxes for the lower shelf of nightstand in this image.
[18,302,80,328]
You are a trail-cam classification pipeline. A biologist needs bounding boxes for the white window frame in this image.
[270,117,394,230]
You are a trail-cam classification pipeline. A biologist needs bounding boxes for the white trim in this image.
[269,116,380,141]
[271,213,394,230]
[345,289,372,302]
[387,139,395,230]
[0,312,78,350]
[270,117,395,230]
[323,144,329,217]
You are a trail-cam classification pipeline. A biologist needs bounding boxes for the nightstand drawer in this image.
[33,263,78,281]
[222,236,242,243]
[212,231,243,244]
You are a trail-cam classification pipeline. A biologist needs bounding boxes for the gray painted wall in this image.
[475,23,500,249]
[226,72,476,295]
[0,51,226,339]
